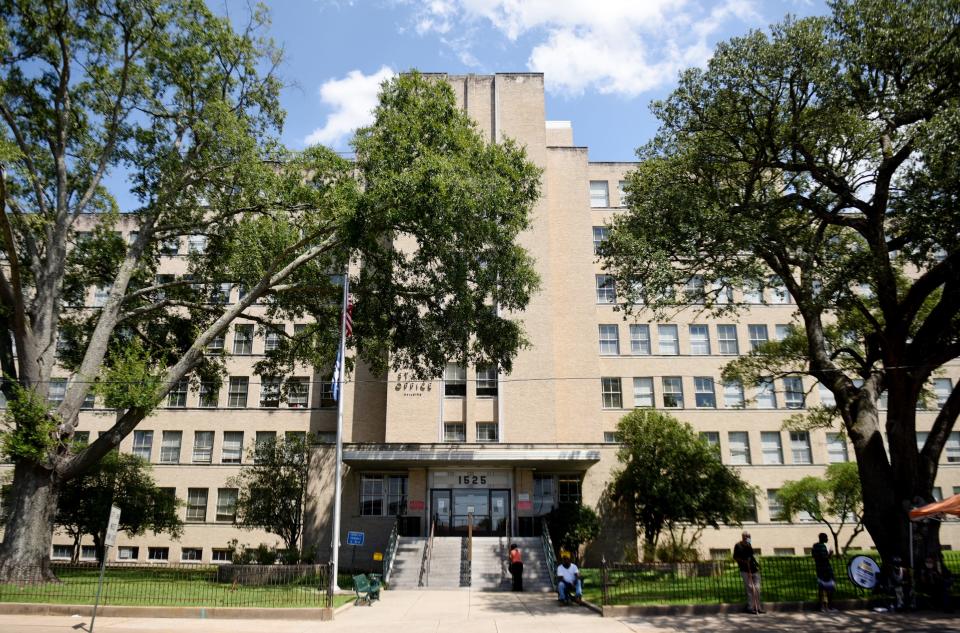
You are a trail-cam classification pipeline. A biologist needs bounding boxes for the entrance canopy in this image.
[909,494,960,521]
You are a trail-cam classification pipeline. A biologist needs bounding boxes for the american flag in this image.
[345,294,354,337]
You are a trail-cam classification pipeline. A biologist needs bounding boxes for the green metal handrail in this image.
[541,518,558,590]
[382,518,400,584]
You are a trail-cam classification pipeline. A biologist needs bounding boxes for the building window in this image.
[558,477,582,504]
[186,488,208,522]
[81,392,95,409]
[118,546,139,561]
[222,432,243,464]
[595,274,616,304]
[476,365,498,397]
[81,545,97,560]
[589,180,609,207]
[774,324,791,341]
[790,431,813,464]
[603,432,619,443]
[212,549,231,562]
[476,422,498,443]
[662,377,683,408]
[181,547,202,562]
[627,324,651,356]
[254,431,276,462]
[211,282,231,304]
[93,285,111,307]
[227,377,248,408]
[601,377,623,409]
[52,544,72,560]
[743,284,762,304]
[748,324,769,351]
[592,226,609,254]
[761,432,783,465]
[47,378,67,406]
[775,548,796,556]
[360,475,384,516]
[387,475,408,515]
[819,383,836,407]
[192,431,213,463]
[167,379,188,408]
[783,376,805,409]
[917,431,929,452]
[207,334,225,353]
[598,324,620,355]
[132,430,153,461]
[689,325,710,355]
[657,324,679,355]
[756,378,777,409]
[684,276,705,304]
[729,432,751,465]
[264,326,283,352]
[216,488,238,522]
[232,324,253,355]
[769,276,791,304]
[633,377,654,408]
[701,432,720,450]
[933,487,944,502]
[148,547,169,561]
[767,489,784,521]
[617,180,627,206]
[199,382,219,408]
[826,433,849,463]
[159,431,182,464]
[187,234,207,254]
[287,377,310,408]
[717,325,739,355]
[319,379,336,408]
[443,423,466,442]
[723,381,745,408]
[694,377,716,408]
[945,432,960,463]
[533,475,555,514]
[934,378,953,408]
[259,377,280,407]
[443,363,466,397]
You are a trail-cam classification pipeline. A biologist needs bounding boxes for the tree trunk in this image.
[0,461,60,582]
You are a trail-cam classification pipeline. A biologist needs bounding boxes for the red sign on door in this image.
[408,500,425,511]
[517,500,532,510]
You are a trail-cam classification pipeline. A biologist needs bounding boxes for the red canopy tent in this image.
[908,494,960,567]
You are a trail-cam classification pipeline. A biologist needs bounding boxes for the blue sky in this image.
[242,0,830,162]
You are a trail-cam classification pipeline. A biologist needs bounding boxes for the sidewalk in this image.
[0,591,958,632]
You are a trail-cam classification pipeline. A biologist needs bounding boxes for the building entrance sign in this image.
[431,469,510,489]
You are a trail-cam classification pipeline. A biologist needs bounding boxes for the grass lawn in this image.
[0,566,332,609]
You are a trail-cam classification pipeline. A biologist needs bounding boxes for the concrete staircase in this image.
[386,537,426,589]
[424,536,464,588]
[471,536,554,592]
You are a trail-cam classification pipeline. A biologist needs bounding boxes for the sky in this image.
[242,0,830,162]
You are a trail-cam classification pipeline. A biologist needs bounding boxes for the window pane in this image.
[595,275,616,304]
[444,423,466,442]
[790,431,812,464]
[598,324,620,355]
[601,377,622,409]
[945,432,960,463]
[717,325,739,355]
[658,324,679,355]
[167,379,188,408]
[476,422,498,442]
[444,363,466,397]
[723,381,744,408]
[589,180,609,207]
[748,324,769,351]
[662,377,683,408]
[783,376,805,409]
[629,324,651,355]
[774,324,791,341]
[933,378,952,408]
[756,378,777,409]
[192,431,213,463]
[826,433,848,463]
[186,488,208,522]
[689,325,710,355]
[729,432,751,465]
[259,377,280,407]
[694,377,715,408]
[769,276,791,304]
[684,276,705,304]
[216,488,238,522]
[287,377,310,407]
[767,489,783,521]
[476,365,498,397]
[592,226,609,254]
[132,430,153,461]
[160,431,182,464]
[222,432,243,464]
[228,377,248,407]
[701,432,720,450]
[819,383,836,407]
[633,377,654,408]
[760,432,783,465]
[233,324,253,354]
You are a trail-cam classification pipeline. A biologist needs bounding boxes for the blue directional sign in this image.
[346,531,365,546]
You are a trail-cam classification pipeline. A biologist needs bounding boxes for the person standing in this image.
[812,533,837,612]
[733,531,763,614]
[509,543,524,591]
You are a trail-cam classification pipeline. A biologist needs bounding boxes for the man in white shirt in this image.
[556,554,582,604]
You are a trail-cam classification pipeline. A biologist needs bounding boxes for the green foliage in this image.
[229,436,311,556]
[0,382,57,462]
[775,462,864,554]
[546,503,601,555]
[92,341,164,412]
[610,410,755,561]
[655,525,703,563]
[55,451,183,563]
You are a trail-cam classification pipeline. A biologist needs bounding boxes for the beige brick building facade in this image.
[4,72,958,566]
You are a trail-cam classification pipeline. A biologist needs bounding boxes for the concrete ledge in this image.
[599,599,872,617]
[0,602,334,620]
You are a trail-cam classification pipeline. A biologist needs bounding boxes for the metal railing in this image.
[541,518,558,590]
[0,563,332,608]
[382,518,400,584]
[418,515,436,587]
[598,556,871,606]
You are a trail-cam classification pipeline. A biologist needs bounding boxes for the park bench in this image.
[353,574,381,605]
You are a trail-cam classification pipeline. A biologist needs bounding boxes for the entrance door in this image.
[453,489,490,536]
[431,489,452,536]
[490,490,510,536]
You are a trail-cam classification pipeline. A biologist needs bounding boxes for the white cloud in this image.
[303,66,397,148]
[410,0,762,97]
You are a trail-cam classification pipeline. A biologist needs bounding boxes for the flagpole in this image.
[331,272,350,592]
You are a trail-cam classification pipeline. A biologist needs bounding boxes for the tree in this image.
[545,503,600,559]
[610,410,754,561]
[601,0,960,562]
[0,0,540,579]
[228,435,309,558]
[55,450,182,563]
[775,462,864,555]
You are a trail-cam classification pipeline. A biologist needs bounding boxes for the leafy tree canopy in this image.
[775,462,864,555]
[610,410,754,561]
[601,0,960,561]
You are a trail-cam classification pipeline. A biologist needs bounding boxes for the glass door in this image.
[490,490,510,536]
[431,489,452,536]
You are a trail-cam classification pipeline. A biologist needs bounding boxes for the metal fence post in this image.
[327,560,335,608]
[600,556,609,606]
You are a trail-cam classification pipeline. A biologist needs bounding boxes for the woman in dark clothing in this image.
[509,543,523,591]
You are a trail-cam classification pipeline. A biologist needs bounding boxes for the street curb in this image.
[598,599,872,617]
[0,602,335,620]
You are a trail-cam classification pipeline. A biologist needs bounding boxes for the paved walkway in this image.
[0,591,958,632]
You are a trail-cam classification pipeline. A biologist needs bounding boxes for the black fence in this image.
[0,563,333,608]
[598,556,884,607]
